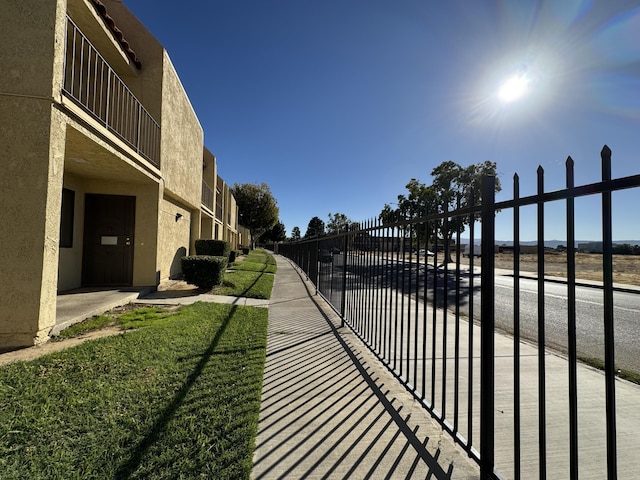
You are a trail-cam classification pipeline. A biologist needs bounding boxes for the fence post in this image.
[340,226,349,326]
[480,175,496,480]
[310,238,319,294]
[601,145,617,479]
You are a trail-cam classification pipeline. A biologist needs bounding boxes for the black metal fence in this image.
[279,146,640,480]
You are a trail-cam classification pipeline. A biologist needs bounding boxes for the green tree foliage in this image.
[231,183,279,244]
[380,160,501,262]
[290,226,301,241]
[271,222,287,242]
[260,221,287,243]
[304,216,325,238]
[326,212,354,234]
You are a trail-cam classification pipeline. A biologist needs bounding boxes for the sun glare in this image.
[498,74,529,102]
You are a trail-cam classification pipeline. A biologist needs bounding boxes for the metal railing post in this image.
[340,226,349,325]
[601,145,617,479]
[480,175,496,480]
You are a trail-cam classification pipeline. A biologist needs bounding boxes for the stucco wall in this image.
[0,0,64,99]
[157,196,192,282]
[0,0,66,348]
[160,52,204,208]
[0,101,66,347]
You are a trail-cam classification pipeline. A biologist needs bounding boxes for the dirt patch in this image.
[157,279,199,292]
[457,252,640,285]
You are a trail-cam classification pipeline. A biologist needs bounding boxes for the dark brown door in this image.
[82,194,135,287]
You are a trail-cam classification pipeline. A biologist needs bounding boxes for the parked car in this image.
[418,249,435,257]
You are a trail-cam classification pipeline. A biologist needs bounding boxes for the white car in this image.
[418,249,435,257]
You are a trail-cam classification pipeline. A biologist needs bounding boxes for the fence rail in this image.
[279,146,639,480]
[62,16,161,167]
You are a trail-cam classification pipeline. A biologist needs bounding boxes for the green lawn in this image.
[0,302,268,479]
[212,249,276,299]
[230,250,277,274]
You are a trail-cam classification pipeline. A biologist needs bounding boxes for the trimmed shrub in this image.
[194,239,231,258]
[181,255,228,289]
[229,250,237,264]
[242,247,250,255]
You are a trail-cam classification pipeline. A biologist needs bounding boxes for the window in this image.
[60,188,75,248]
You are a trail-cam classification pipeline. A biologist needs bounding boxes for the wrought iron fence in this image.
[279,146,640,480]
[63,16,161,167]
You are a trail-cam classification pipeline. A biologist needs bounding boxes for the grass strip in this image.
[0,302,268,479]
[579,356,640,385]
[230,261,277,274]
[230,250,277,274]
[209,249,276,299]
[214,270,274,299]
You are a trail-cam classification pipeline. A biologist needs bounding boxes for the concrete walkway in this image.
[251,255,479,479]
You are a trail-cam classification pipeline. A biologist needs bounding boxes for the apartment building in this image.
[0,0,246,349]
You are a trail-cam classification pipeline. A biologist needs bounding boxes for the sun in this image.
[498,74,529,102]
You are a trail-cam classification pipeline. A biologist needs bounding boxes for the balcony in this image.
[202,180,214,211]
[62,16,160,167]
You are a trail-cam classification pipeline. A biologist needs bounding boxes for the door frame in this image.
[81,194,136,287]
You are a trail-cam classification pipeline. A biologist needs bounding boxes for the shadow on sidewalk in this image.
[252,259,476,479]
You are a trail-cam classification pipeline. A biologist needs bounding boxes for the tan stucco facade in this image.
[0,0,246,349]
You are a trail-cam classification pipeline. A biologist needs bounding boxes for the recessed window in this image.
[60,188,75,248]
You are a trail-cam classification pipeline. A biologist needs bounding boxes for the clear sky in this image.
[123,0,640,242]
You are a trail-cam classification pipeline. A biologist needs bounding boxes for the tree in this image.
[259,221,286,244]
[380,161,501,263]
[231,182,279,247]
[290,226,301,241]
[430,160,501,261]
[304,216,325,238]
[326,212,353,234]
[270,222,287,243]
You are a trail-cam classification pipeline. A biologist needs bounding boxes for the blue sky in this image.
[123,0,640,241]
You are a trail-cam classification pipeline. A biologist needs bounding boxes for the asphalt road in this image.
[488,274,640,374]
[422,266,640,374]
[337,254,640,374]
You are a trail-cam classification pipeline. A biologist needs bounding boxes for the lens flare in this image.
[498,74,529,102]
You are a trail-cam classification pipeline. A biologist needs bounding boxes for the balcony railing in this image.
[202,180,214,211]
[62,16,160,167]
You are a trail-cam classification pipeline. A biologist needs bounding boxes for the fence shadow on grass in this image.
[114,306,238,478]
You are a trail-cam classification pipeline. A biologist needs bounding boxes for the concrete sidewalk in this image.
[254,255,640,479]
[251,255,479,479]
